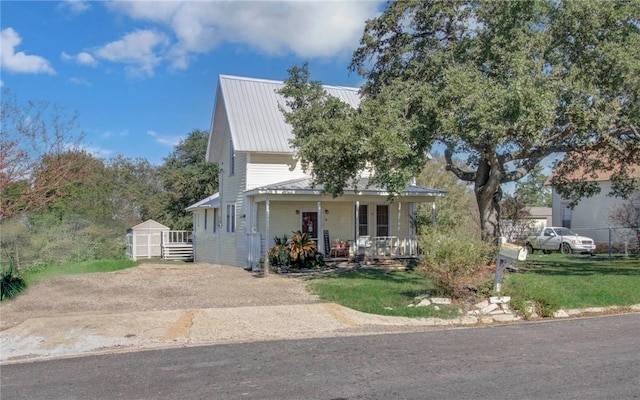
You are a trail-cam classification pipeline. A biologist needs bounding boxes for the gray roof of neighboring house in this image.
[185,193,220,212]
[208,75,361,162]
[244,177,446,197]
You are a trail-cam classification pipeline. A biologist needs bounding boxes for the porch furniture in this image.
[330,239,349,258]
[357,235,371,256]
[374,236,397,256]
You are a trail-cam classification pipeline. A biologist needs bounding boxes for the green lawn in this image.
[20,259,137,285]
[307,254,640,319]
[307,269,461,318]
[503,253,640,311]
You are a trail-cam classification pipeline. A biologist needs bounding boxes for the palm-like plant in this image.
[268,234,290,271]
[288,230,317,269]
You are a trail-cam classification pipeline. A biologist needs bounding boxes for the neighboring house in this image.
[187,75,446,268]
[500,207,552,243]
[526,206,553,230]
[550,164,639,246]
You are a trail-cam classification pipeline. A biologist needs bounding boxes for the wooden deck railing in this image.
[161,230,193,261]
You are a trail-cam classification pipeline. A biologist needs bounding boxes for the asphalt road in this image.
[2,313,639,400]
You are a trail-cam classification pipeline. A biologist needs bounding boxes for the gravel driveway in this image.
[0,263,321,331]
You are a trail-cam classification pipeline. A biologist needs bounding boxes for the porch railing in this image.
[354,235,419,258]
[161,230,193,261]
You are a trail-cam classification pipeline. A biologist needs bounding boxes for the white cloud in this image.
[101,129,129,139]
[0,28,56,74]
[61,51,98,67]
[106,1,382,69]
[83,145,113,159]
[94,29,169,77]
[58,0,91,15]
[69,77,91,86]
[147,130,183,147]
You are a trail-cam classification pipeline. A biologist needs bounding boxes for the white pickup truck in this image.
[525,227,596,256]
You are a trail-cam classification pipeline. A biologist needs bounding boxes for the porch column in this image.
[355,200,360,257]
[244,195,251,235]
[396,202,402,256]
[354,200,360,243]
[264,199,270,277]
[317,201,324,256]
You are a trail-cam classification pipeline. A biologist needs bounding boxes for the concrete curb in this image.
[2,303,639,364]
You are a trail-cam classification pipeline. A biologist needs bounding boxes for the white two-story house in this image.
[187,75,446,268]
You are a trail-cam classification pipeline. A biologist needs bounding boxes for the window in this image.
[376,205,389,237]
[229,140,235,176]
[226,203,236,233]
[204,209,208,231]
[358,204,368,236]
[213,208,218,233]
[562,206,571,229]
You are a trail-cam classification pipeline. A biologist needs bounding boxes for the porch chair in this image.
[357,235,371,257]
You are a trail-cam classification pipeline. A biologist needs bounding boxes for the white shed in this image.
[126,220,170,261]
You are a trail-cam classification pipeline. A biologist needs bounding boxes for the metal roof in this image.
[185,193,220,212]
[244,177,446,198]
[208,75,361,162]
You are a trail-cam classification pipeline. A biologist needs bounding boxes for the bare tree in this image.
[609,192,640,250]
[0,89,86,219]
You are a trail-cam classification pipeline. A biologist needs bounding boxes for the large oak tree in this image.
[280,0,640,240]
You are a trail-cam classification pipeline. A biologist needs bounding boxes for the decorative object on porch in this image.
[330,239,349,258]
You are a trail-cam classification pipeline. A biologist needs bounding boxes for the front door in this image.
[301,211,318,239]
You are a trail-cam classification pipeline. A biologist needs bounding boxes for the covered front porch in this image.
[242,177,445,270]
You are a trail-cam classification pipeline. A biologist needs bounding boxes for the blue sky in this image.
[1,0,383,165]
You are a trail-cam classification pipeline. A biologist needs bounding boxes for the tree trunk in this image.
[474,156,502,241]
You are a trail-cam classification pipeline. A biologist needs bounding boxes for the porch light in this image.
[325,209,329,214]
[295,209,300,215]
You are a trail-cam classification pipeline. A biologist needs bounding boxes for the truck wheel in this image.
[526,244,534,254]
[561,242,572,254]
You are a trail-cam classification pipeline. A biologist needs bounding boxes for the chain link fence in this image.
[501,220,639,257]
[568,226,640,257]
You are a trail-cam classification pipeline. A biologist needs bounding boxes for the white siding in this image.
[218,136,248,267]
[247,153,308,189]
[192,209,218,263]
[552,181,617,244]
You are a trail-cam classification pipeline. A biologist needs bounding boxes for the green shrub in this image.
[418,230,496,299]
[1,263,27,301]
[268,235,290,272]
[267,231,324,272]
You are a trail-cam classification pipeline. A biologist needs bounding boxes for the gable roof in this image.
[185,193,220,212]
[130,219,169,230]
[549,151,640,183]
[207,75,361,163]
[244,177,446,198]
